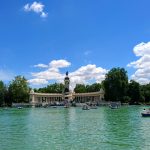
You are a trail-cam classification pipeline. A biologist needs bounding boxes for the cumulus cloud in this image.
[24,1,48,18]
[69,64,107,89]
[31,68,63,81]
[28,59,70,85]
[127,42,150,84]
[34,63,48,68]
[49,60,71,68]
[28,59,108,90]
[28,78,48,85]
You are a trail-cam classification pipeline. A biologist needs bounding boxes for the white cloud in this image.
[28,78,48,85]
[69,64,107,89]
[31,68,63,81]
[133,42,150,56]
[28,59,69,85]
[40,12,48,18]
[34,63,48,68]
[29,59,108,90]
[24,1,48,18]
[128,42,150,84]
[49,59,71,68]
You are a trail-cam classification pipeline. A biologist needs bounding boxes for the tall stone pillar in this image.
[63,71,70,103]
[30,89,35,107]
[64,71,70,95]
[32,94,35,103]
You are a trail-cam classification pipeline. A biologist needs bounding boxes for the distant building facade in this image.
[29,72,104,106]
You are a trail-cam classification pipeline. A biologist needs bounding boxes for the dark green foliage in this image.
[103,68,128,101]
[37,83,101,94]
[86,83,101,92]
[8,76,30,103]
[74,84,87,93]
[0,81,6,106]
[122,96,131,103]
[140,84,150,103]
[74,83,101,93]
[4,88,12,106]
[36,83,65,93]
[127,80,141,104]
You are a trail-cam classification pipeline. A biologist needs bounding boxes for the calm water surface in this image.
[0,106,150,150]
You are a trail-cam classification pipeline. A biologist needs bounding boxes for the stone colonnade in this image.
[30,90,104,106]
[30,92,63,105]
[73,96,100,103]
[73,91,104,103]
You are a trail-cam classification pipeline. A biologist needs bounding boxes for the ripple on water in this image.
[0,106,150,150]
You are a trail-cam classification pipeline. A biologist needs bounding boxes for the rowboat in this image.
[141,109,150,117]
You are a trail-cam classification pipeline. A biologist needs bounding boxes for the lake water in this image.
[0,106,150,150]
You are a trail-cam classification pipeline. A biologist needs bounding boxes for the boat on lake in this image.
[52,106,57,108]
[82,104,90,110]
[17,107,23,109]
[141,109,150,117]
[64,105,69,108]
[109,102,120,109]
[90,105,97,109]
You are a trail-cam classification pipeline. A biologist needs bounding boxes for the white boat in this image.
[82,104,90,110]
[109,102,120,109]
[64,105,69,108]
[90,105,97,109]
[17,107,23,109]
[141,109,150,117]
[52,106,57,108]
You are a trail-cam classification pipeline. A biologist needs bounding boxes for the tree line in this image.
[34,83,65,93]
[102,68,147,104]
[0,76,30,106]
[75,68,150,104]
[0,67,150,106]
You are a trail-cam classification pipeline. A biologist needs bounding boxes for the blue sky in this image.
[1,0,150,88]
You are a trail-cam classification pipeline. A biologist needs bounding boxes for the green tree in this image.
[74,84,87,93]
[140,83,150,103]
[86,83,101,92]
[0,81,6,106]
[8,76,30,103]
[127,80,141,104]
[4,87,12,106]
[103,67,128,102]
[37,83,64,93]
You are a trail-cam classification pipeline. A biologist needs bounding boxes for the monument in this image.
[64,71,70,94]
[63,72,71,107]
[29,71,104,107]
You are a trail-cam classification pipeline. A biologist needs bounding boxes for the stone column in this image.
[32,94,35,103]
[99,94,101,101]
